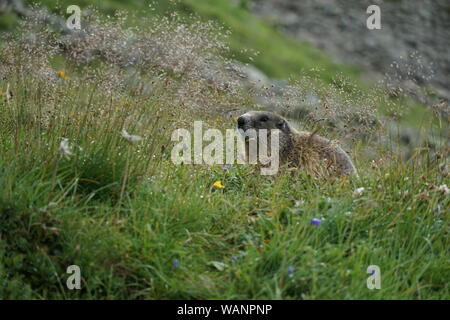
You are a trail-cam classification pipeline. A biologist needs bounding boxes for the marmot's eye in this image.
[260,116,269,122]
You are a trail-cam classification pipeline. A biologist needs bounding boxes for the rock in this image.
[250,0,450,100]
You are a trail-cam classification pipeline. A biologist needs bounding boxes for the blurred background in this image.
[1,0,449,157]
[1,0,448,97]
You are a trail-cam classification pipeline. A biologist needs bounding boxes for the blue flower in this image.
[311,218,322,226]
[288,266,295,277]
[231,256,238,262]
[172,259,180,269]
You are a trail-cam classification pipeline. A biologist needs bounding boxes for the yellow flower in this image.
[57,70,69,80]
[213,180,225,189]
[266,212,275,217]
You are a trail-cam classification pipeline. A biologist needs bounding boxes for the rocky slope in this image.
[250,0,450,101]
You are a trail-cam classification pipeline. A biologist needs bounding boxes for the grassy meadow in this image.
[0,1,448,299]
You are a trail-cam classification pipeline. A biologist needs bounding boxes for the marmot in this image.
[237,111,358,178]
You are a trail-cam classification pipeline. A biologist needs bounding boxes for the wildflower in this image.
[266,212,275,217]
[120,129,142,143]
[213,180,225,189]
[311,218,322,226]
[57,70,69,80]
[295,199,305,207]
[438,184,449,195]
[221,165,229,171]
[288,266,295,277]
[231,256,238,262]
[59,138,73,157]
[172,259,180,269]
[353,187,365,197]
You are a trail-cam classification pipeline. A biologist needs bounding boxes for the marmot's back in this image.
[286,130,358,178]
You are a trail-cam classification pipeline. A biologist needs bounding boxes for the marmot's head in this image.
[237,111,290,134]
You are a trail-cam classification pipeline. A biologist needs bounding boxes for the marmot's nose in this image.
[237,116,247,128]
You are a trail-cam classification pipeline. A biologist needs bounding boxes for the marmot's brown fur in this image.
[237,111,358,178]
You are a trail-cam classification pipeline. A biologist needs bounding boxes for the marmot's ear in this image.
[277,120,287,131]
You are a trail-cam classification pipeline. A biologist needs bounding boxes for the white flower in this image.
[120,129,142,143]
[438,184,449,195]
[59,138,73,157]
[295,199,305,207]
[353,187,365,197]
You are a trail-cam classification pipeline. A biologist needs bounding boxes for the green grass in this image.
[0,74,448,300]
[1,145,449,299]
[0,1,448,300]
